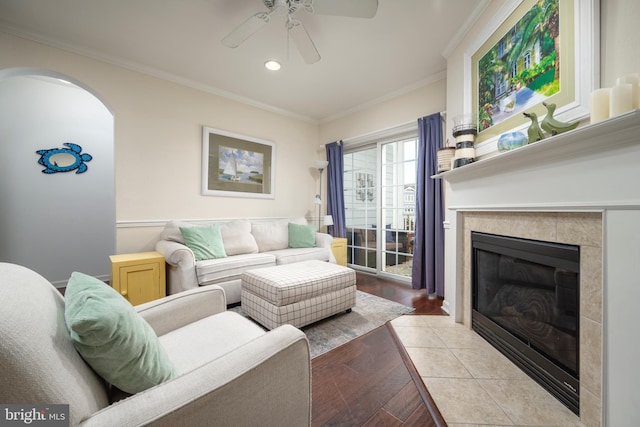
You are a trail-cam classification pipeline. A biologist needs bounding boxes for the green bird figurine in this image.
[541,102,579,135]
[523,111,545,143]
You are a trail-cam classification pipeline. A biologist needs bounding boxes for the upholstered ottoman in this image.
[241,260,356,330]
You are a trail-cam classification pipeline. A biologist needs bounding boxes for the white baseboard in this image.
[441,299,451,315]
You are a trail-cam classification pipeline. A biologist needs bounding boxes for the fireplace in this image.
[442,112,640,425]
[471,231,580,414]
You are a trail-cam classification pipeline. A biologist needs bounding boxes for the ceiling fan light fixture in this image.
[264,60,282,71]
[273,0,290,16]
[223,0,378,63]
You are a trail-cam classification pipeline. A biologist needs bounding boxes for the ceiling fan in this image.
[221,0,378,64]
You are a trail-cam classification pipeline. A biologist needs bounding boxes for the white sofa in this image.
[155,218,335,304]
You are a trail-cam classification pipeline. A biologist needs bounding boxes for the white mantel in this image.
[439,110,640,426]
[439,110,640,210]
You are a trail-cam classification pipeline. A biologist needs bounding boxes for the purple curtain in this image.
[411,114,445,296]
[325,141,346,238]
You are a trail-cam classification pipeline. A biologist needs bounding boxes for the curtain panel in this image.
[411,114,445,296]
[325,141,346,238]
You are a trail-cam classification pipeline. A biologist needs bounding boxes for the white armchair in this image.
[0,263,311,427]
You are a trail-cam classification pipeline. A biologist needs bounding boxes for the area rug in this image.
[230,290,415,358]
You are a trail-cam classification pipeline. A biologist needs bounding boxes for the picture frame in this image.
[465,0,599,149]
[201,127,275,199]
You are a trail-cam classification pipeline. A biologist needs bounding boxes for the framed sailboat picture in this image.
[202,127,275,198]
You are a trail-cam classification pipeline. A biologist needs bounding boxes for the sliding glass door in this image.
[380,138,415,278]
[344,147,377,270]
[344,137,416,279]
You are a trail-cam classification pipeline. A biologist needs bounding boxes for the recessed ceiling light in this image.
[264,60,281,71]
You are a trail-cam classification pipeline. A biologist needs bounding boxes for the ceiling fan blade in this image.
[287,19,321,64]
[308,0,378,18]
[221,12,271,48]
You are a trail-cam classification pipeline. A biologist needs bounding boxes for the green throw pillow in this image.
[180,224,227,261]
[64,272,176,394]
[288,222,317,248]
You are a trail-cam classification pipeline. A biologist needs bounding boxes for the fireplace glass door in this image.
[471,231,580,414]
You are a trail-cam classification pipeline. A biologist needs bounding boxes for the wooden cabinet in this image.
[331,238,348,266]
[110,251,166,305]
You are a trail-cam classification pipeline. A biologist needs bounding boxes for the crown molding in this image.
[319,70,446,124]
[0,24,319,124]
[441,0,492,59]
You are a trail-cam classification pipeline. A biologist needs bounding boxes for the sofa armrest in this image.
[135,285,226,336]
[315,232,333,249]
[78,325,311,427]
[155,239,194,267]
[155,240,198,294]
[315,232,336,263]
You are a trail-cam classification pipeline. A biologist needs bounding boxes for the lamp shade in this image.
[323,215,334,226]
[315,160,329,170]
[313,195,322,204]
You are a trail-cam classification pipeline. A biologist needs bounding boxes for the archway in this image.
[0,68,115,286]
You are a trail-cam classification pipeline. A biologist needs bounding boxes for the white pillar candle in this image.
[610,83,633,117]
[591,88,610,123]
[616,74,640,109]
[454,147,476,159]
[455,133,475,143]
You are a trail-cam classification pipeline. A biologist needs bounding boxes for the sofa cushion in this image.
[180,224,227,261]
[251,220,289,252]
[267,247,331,265]
[219,219,259,256]
[288,223,317,248]
[158,311,265,374]
[289,216,309,226]
[195,253,277,285]
[160,220,192,244]
[64,272,176,394]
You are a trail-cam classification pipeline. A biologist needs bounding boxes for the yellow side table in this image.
[331,237,348,266]
[110,251,166,305]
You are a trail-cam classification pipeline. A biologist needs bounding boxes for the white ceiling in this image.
[0,0,489,122]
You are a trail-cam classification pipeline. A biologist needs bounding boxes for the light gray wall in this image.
[0,74,114,285]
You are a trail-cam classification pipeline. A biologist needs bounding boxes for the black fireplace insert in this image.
[471,231,580,414]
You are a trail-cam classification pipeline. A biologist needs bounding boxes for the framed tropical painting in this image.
[468,0,598,145]
[201,127,275,199]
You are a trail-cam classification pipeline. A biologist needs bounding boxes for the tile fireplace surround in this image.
[438,111,640,426]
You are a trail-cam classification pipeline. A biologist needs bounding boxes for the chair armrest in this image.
[79,325,311,427]
[135,285,226,336]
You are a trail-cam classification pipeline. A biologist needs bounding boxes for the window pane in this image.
[344,147,377,271]
[403,139,416,161]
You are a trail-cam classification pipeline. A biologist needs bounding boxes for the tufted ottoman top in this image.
[241,260,355,307]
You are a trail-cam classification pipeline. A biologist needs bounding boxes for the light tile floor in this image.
[390,315,584,427]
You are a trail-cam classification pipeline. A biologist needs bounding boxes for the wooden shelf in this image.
[433,110,640,184]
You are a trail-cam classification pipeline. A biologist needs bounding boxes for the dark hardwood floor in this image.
[311,272,448,427]
[354,272,448,316]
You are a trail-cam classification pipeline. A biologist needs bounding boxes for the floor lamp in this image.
[314,160,329,231]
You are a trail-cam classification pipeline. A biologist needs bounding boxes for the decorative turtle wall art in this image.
[36,143,93,174]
